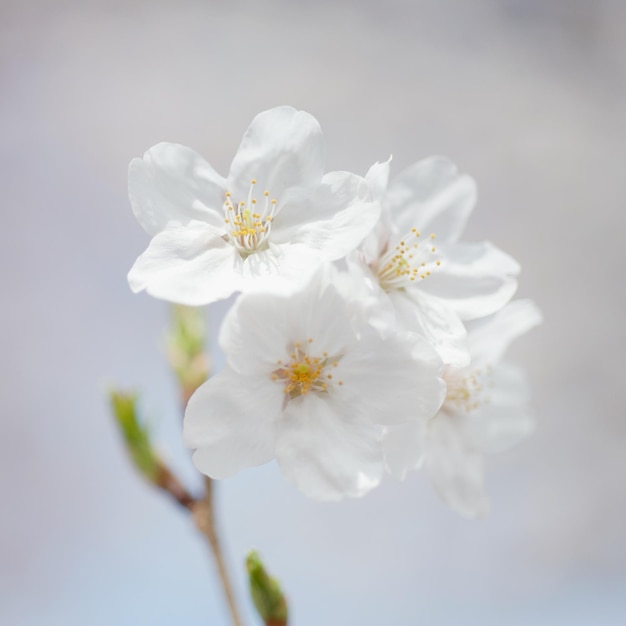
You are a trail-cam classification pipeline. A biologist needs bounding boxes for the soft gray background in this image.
[1,0,625,624]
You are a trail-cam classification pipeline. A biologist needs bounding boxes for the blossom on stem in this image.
[183,267,445,501]
[127,106,380,305]
[383,299,542,518]
[353,157,520,367]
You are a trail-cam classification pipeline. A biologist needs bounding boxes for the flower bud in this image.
[246,551,288,626]
[165,305,210,405]
[109,390,159,482]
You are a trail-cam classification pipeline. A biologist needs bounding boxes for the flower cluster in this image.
[128,106,540,517]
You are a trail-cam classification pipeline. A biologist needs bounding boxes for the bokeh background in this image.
[2,0,625,624]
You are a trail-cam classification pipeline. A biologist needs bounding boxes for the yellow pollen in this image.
[223,182,278,254]
[375,228,441,290]
[272,343,343,399]
[445,367,492,413]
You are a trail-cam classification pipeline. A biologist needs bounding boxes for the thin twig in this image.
[192,477,244,626]
[155,465,196,509]
[167,305,244,626]
[154,466,244,626]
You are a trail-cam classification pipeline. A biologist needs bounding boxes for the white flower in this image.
[127,106,380,305]
[183,267,445,501]
[383,299,542,518]
[352,157,520,367]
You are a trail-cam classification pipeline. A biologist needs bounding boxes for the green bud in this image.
[246,551,288,626]
[109,390,159,482]
[165,305,210,403]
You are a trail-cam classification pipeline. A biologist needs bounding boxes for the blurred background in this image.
[1,0,625,624]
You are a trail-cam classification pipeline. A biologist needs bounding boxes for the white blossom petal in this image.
[383,421,426,480]
[387,157,477,243]
[274,394,384,501]
[469,364,534,455]
[387,289,470,367]
[425,413,491,518]
[184,367,282,479]
[238,243,323,293]
[272,171,380,260]
[333,329,445,425]
[419,241,520,320]
[129,142,226,236]
[227,106,325,198]
[365,157,392,202]
[467,299,543,365]
[220,267,363,376]
[127,223,240,305]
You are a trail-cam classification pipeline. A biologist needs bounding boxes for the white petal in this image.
[183,367,281,479]
[219,290,293,376]
[387,157,477,243]
[333,329,445,425]
[365,157,392,202]
[388,289,470,367]
[358,221,392,265]
[127,223,240,305]
[419,241,520,320]
[129,143,226,236]
[274,394,384,501]
[469,364,535,455]
[220,267,359,375]
[227,106,325,198]
[467,299,542,365]
[382,421,426,480]
[272,171,381,260]
[425,413,491,518]
[238,243,322,292]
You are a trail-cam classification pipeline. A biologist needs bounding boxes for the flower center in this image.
[271,339,343,401]
[375,229,441,291]
[223,179,278,256]
[444,366,493,414]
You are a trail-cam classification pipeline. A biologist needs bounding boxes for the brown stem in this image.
[192,477,244,626]
[155,465,196,509]
[152,464,244,626]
